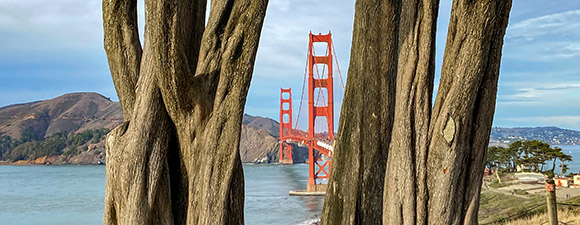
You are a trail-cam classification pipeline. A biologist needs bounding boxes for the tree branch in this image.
[184,0,269,223]
[103,0,142,120]
[142,0,207,122]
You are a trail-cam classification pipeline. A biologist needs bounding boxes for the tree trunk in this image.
[102,0,268,224]
[383,0,438,224]
[320,0,399,224]
[426,1,512,224]
[322,0,512,225]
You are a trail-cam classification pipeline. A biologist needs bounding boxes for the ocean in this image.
[2,145,580,225]
[0,163,323,225]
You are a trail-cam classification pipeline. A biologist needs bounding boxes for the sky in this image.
[1,1,580,130]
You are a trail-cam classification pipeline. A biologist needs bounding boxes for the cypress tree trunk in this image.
[320,0,399,224]
[322,0,512,224]
[102,0,268,224]
[383,0,438,224]
[426,1,512,224]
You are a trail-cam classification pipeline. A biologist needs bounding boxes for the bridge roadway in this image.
[279,135,333,158]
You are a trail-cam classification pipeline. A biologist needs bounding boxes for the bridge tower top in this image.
[308,31,334,140]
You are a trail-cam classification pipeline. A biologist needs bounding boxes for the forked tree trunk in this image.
[102,0,268,224]
[322,0,512,225]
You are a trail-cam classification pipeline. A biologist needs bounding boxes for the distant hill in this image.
[489,126,580,146]
[239,114,308,163]
[7,92,577,164]
[242,114,280,137]
[0,93,308,164]
[0,92,122,139]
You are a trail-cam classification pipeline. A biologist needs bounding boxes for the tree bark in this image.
[427,1,512,224]
[383,0,438,224]
[320,1,399,224]
[102,0,268,224]
[322,0,512,225]
[103,0,142,120]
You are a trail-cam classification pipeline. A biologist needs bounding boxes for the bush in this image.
[0,129,109,161]
[512,189,528,195]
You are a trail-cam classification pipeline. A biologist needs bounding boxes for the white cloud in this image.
[499,81,580,105]
[270,0,290,12]
[504,9,580,62]
[507,10,580,40]
[504,41,580,62]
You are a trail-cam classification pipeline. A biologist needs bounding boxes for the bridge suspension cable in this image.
[293,47,310,133]
[332,43,346,89]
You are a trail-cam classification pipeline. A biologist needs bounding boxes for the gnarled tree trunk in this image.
[102,0,268,224]
[322,0,512,225]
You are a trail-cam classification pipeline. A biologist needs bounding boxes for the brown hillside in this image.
[0,92,308,164]
[242,114,280,137]
[0,92,123,139]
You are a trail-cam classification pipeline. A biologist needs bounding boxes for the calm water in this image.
[3,145,580,225]
[0,163,323,225]
[555,145,580,174]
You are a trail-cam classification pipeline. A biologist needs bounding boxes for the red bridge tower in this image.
[307,32,334,192]
[279,88,293,164]
[278,32,336,193]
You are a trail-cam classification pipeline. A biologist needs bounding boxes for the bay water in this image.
[3,145,580,225]
[0,163,323,225]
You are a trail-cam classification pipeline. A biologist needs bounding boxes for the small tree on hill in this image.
[487,140,572,175]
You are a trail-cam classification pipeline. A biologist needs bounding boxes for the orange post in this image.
[279,88,293,164]
[306,32,334,192]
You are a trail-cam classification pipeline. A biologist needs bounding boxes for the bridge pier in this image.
[279,142,294,164]
[307,184,328,193]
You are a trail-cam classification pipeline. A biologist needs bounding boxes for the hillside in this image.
[242,114,280,137]
[0,92,122,139]
[5,92,578,165]
[489,126,580,146]
[0,93,308,164]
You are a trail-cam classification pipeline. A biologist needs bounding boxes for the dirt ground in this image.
[484,172,580,199]
[495,183,580,198]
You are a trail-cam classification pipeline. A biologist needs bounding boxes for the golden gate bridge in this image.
[278,32,345,193]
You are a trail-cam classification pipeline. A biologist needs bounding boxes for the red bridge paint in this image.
[279,88,294,164]
[279,32,335,192]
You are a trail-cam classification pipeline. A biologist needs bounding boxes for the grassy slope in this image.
[505,210,580,225]
[479,191,545,224]
[479,189,580,224]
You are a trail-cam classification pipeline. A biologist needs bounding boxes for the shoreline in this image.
[0,161,104,166]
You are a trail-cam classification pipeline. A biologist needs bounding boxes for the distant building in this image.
[555,177,570,187]
[574,174,580,186]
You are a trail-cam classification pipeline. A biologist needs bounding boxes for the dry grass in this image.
[479,190,546,224]
[504,210,580,225]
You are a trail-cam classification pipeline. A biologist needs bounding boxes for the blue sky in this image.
[1,1,580,130]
